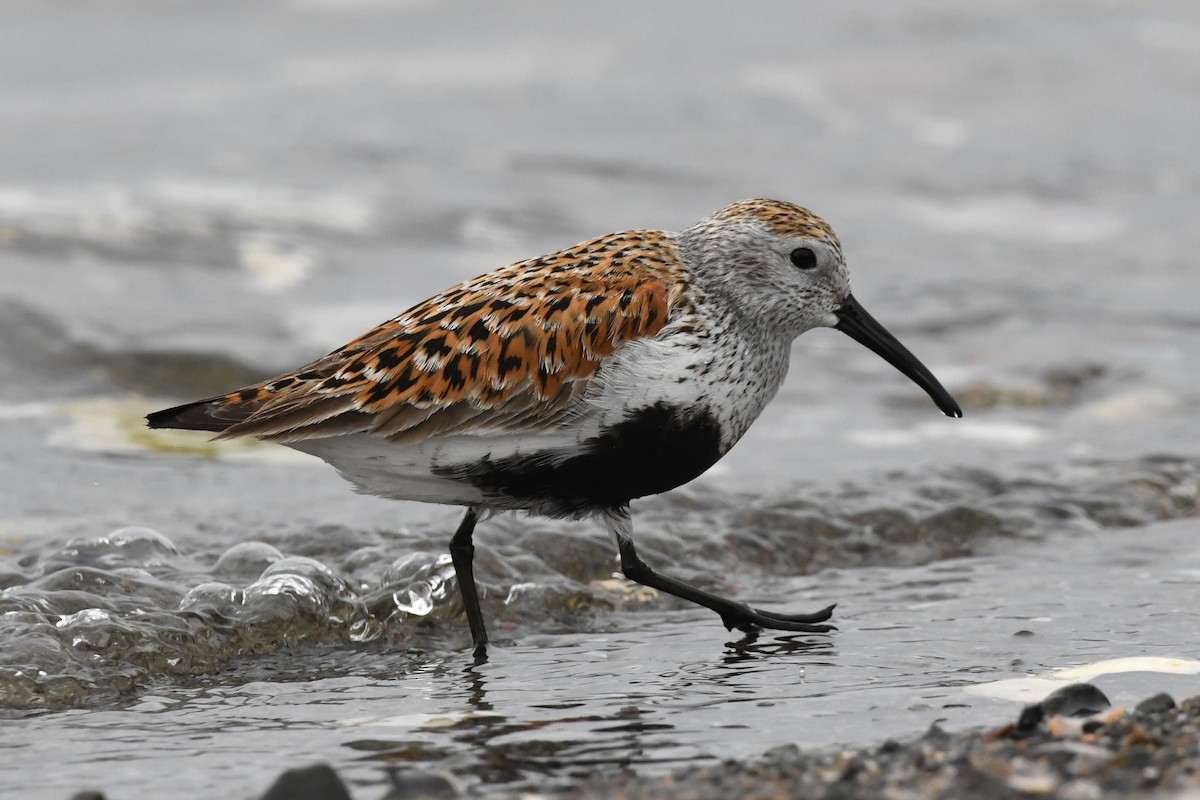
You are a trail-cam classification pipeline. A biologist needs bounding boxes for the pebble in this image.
[260,763,352,800]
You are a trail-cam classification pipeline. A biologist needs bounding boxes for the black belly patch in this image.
[434,402,723,517]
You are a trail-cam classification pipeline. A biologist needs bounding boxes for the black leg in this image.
[449,508,488,656]
[612,519,836,634]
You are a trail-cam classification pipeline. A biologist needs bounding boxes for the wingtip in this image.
[145,405,181,429]
[145,398,234,433]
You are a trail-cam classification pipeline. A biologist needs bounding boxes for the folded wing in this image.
[147,232,685,444]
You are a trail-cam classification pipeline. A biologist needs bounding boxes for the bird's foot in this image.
[719,602,837,634]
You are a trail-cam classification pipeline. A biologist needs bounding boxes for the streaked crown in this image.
[714,199,841,252]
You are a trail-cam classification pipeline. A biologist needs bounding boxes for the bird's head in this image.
[682,199,961,418]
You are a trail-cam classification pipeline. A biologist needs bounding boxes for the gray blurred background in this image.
[3,1,1198,502]
[4,1,1198,513]
[1,2,1198,798]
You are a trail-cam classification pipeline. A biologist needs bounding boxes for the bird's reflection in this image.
[725,631,835,660]
[358,627,838,788]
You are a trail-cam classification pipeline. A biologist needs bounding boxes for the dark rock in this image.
[921,721,950,743]
[69,793,107,800]
[1016,703,1045,734]
[260,763,351,800]
[1016,682,1110,735]
[1040,683,1110,717]
[1135,692,1177,715]
[383,769,466,800]
[761,743,802,764]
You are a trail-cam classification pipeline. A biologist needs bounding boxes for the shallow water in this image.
[3,510,1199,799]
[2,459,1198,798]
[2,1,1200,798]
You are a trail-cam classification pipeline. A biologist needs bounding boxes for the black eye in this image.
[789,247,818,270]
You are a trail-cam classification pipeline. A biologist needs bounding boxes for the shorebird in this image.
[148,199,961,655]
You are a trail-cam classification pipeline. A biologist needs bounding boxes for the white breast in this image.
[585,322,791,451]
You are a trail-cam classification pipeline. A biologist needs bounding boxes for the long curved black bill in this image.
[834,293,962,418]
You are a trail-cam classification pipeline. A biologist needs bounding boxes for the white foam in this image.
[1075,389,1179,423]
[48,396,316,463]
[282,47,585,89]
[903,194,1126,244]
[845,420,1043,448]
[238,233,315,293]
[0,181,374,237]
[334,710,503,730]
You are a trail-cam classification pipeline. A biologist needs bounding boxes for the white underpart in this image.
[289,432,557,505]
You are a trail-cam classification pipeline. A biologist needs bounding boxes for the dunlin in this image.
[148,199,961,655]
